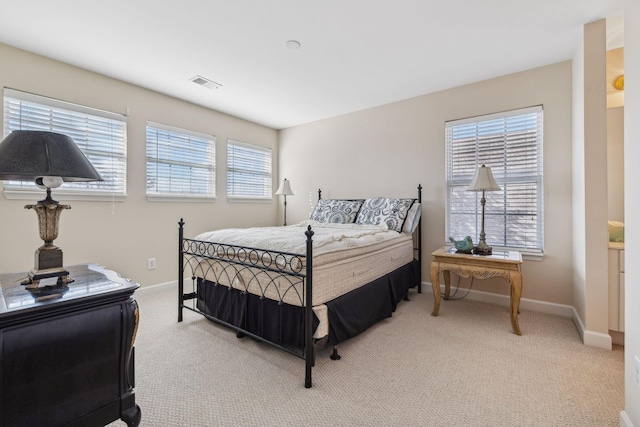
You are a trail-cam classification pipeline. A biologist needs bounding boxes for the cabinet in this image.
[608,245,625,332]
[0,264,141,427]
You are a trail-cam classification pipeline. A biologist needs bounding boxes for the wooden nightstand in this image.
[429,246,523,335]
[0,263,141,427]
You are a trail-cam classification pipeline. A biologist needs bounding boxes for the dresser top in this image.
[432,245,523,264]
[0,263,139,317]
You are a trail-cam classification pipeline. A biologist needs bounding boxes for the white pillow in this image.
[402,202,421,234]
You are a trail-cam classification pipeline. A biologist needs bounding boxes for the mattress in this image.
[188,221,415,339]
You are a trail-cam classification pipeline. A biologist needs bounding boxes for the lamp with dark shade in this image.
[467,164,501,256]
[0,130,103,288]
[275,178,294,226]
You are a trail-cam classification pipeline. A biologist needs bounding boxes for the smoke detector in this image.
[189,75,222,90]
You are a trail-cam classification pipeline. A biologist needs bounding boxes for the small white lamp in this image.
[275,178,294,226]
[467,165,501,255]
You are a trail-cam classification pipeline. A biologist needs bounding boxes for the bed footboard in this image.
[178,219,316,388]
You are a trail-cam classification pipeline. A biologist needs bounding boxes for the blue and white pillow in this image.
[355,197,416,232]
[310,199,364,223]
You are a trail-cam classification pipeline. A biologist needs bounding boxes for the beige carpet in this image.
[109,286,624,427]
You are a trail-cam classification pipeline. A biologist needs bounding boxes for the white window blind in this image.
[146,122,216,200]
[3,88,127,199]
[445,105,544,253]
[227,139,272,199]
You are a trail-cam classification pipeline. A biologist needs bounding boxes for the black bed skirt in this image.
[196,259,420,349]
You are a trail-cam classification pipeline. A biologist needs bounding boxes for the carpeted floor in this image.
[109,285,624,426]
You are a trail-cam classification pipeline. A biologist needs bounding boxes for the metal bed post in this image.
[304,225,314,388]
[178,218,185,322]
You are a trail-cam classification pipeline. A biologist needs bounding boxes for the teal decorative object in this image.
[449,236,474,254]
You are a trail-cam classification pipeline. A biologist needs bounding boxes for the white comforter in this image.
[194,220,398,256]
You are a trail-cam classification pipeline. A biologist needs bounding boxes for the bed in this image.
[178,185,423,388]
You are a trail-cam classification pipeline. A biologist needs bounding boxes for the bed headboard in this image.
[314,185,422,292]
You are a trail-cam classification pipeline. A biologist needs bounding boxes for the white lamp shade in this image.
[467,165,500,192]
[275,178,294,196]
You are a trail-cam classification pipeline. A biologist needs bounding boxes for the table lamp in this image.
[275,178,294,226]
[0,130,103,288]
[467,164,501,255]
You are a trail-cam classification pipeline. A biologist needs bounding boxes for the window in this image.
[445,106,544,254]
[3,88,127,200]
[227,139,272,199]
[146,122,215,201]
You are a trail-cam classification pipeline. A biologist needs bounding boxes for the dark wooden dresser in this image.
[0,263,141,427]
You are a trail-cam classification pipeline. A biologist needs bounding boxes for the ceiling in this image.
[0,1,625,130]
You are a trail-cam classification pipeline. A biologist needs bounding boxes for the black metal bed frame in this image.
[178,185,422,388]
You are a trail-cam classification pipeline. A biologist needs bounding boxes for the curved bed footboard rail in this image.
[177,219,315,388]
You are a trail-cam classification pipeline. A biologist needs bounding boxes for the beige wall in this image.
[572,33,587,324]
[624,0,640,424]
[280,61,574,305]
[582,21,610,338]
[0,43,279,287]
[572,20,611,347]
[607,107,624,222]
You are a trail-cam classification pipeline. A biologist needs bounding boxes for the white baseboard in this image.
[421,281,574,317]
[422,281,613,349]
[571,308,587,339]
[570,306,613,350]
[136,280,176,296]
[621,411,635,427]
[582,329,613,350]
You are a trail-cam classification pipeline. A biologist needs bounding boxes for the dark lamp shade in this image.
[0,130,103,182]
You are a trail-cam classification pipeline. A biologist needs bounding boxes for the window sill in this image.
[521,252,544,262]
[3,189,127,202]
[227,196,273,203]
[147,194,216,203]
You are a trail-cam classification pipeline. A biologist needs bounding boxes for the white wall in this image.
[0,43,279,287]
[280,61,574,306]
[623,0,640,424]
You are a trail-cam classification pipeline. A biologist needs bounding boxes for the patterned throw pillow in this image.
[355,198,416,232]
[310,199,364,223]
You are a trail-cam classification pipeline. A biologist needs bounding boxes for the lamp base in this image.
[21,246,73,289]
[35,245,64,270]
[22,267,72,289]
[472,240,493,256]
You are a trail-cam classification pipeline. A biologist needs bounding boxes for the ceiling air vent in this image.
[189,75,222,90]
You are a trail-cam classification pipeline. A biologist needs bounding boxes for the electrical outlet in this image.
[147,258,156,270]
[635,355,640,391]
